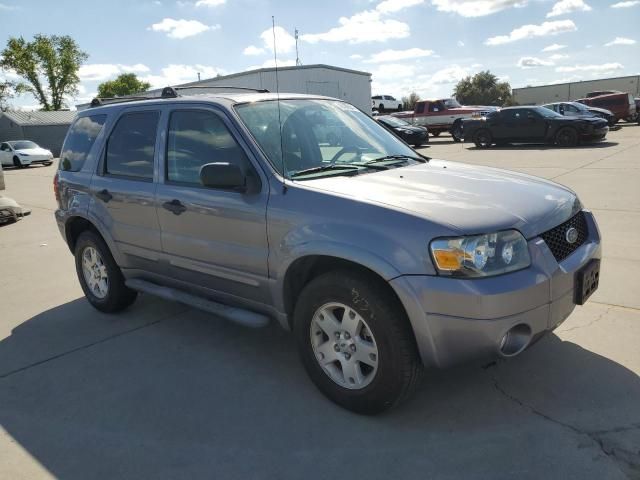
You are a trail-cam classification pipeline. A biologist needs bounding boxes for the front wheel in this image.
[473,129,493,148]
[13,156,24,168]
[75,230,137,312]
[555,127,578,147]
[294,271,421,414]
[451,121,463,142]
[43,161,53,166]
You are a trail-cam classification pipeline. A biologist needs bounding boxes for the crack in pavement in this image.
[0,307,188,380]
[557,306,614,334]
[488,369,640,479]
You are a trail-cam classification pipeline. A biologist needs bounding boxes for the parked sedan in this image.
[463,106,609,148]
[542,102,616,127]
[0,140,54,168]
[376,115,429,147]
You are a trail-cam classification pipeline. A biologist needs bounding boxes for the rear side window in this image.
[166,110,250,186]
[105,111,159,179]
[415,103,425,114]
[60,115,106,171]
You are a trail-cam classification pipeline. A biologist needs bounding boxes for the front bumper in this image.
[581,126,609,141]
[390,210,601,368]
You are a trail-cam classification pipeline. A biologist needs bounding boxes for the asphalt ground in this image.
[1,124,639,479]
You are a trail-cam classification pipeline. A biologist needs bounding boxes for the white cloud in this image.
[542,43,567,51]
[604,36,636,46]
[243,45,265,55]
[611,0,640,7]
[430,65,470,84]
[79,64,150,81]
[485,20,576,45]
[376,0,424,13]
[546,0,591,17]
[141,64,226,87]
[371,63,417,81]
[195,0,225,6]
[349,54,363,59]
[457,40,465,47]
[259,26,297,54]
[556,63,624,73]
[301,10,410,43]
[549,53,569,60]
[517,57,554,68]
[364,47,434,63]
[431,0,527,17]
[149,18,218,39]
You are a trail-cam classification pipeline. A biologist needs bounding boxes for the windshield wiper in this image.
[365,154,429,165]
[290,164,361,178]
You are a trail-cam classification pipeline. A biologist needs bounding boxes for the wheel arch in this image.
[64,215,122,264]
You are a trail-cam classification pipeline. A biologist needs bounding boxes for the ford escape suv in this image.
[55,88,601,414]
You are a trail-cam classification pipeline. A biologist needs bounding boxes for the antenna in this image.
[295,28,301,66]
[272,16,288,183]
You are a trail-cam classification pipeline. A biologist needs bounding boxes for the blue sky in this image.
[1,0,639,109]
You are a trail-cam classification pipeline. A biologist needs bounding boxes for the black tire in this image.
[451,120,463,143]
[431,131,441,137]
[413,143,422,148]
[293,270,422,414]
[13,156,24,168]
[397,104,402,111]
[379,103,384,112]
[43,161,53,166]
[74,230,137,313]
[555,126,578,147]
[473,129,492,148]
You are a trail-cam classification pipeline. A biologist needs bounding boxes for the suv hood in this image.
[303,160,579,239]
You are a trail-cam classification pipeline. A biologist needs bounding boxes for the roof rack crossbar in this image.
[173,85,269,93]
[89,96,154,107]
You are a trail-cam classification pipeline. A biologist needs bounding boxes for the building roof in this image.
[1,110,76,126]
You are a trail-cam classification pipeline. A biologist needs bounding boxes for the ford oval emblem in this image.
[565,227,579,244]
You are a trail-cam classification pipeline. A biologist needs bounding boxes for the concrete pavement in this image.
[1,125,639,479]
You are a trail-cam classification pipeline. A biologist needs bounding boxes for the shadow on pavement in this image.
[1,297,639,479]
[466,141,619,151]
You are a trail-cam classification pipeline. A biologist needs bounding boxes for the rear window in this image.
[60,115,106,172]
[105,111,159,179]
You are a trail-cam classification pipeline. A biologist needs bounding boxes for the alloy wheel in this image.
[81,246,109,299]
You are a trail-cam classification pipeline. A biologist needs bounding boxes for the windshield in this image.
[11,141,38,150]
[235,99,418,179]
[569,102,589,112]
[444,98,461,108]
[379,116,409,127]
[534,106,563,118]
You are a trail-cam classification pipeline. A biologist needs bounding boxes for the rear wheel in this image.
[431,131,441,137]
[555,127,578,147]
[379,103,384,112]
[473,129,492,148]
[74,230,137,313]
[294,270,421,414]
[397,104,402,111]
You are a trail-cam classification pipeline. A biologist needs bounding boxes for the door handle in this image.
[163,199,187,215]
[95,189,113,203]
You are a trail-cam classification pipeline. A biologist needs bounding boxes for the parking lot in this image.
[1,125,639,479]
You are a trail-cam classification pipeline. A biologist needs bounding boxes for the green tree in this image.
[0,80,14,111]
[401,92,421,110]
[97,73,151,98]
[0,35,88,111]
[453,71,514,107]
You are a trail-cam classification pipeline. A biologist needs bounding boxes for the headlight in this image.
[18,152,29,156]
[430,230,530,277]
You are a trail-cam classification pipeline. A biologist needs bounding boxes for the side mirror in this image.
[200,162,246,192]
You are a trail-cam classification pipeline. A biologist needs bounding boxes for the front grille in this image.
[540,211,588,262]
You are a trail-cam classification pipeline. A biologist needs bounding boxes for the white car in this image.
[371,95,402,112]
[0,140,54,168]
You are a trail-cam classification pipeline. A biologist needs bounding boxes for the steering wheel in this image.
[330,146,365,164]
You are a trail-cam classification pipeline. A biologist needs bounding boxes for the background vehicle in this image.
[463,106,609,148]
[55,90,601,414]
[576,92,636,123]
[542,102,616,127]
[586,90,621,98]
[0,140,54,168]
[376,115,429,147]
[371,95,402,112]
[393,98,495,141]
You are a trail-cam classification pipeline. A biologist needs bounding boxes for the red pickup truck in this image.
[392,98,495,141]
[576,92,637,123]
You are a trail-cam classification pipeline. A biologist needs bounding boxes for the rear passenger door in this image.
[90,107,164,272]
[155,106,270,305]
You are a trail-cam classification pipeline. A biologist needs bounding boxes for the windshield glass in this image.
[569,102,589,112]
[235,99,417,179]
[11,141,38,150]
[533,106,563,118]
[444,98,461,108]
[379,116,409,127]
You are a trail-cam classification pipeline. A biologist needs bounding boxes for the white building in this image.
[79,64,373,112]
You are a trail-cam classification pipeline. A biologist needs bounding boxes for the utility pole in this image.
[197,72,201,82]
[295,28,301,66]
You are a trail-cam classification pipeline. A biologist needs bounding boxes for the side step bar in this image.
[125,279,269,328]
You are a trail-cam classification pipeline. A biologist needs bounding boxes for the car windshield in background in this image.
[11,141,38,150]
[379,116,410,127]
[444,99,461,108]
[235,99,418,179]
[534,107,564,118]
[571,102,590,112]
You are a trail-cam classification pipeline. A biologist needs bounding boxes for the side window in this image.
[105,111,159,179]
[60,115,107,172]
[415,103,425,114]
[428,102,443,112]
[0,143,8,151]
[166,110,250,186]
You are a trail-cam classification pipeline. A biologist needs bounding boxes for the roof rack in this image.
[89,85,269,108]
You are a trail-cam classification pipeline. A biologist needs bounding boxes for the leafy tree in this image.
[453,71,514,106]
[0,80,14,111]
[97,73,151,98]
[0,35,88,111]
[401,92,421,110]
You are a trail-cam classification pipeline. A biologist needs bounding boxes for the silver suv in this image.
[55,88,601,414]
